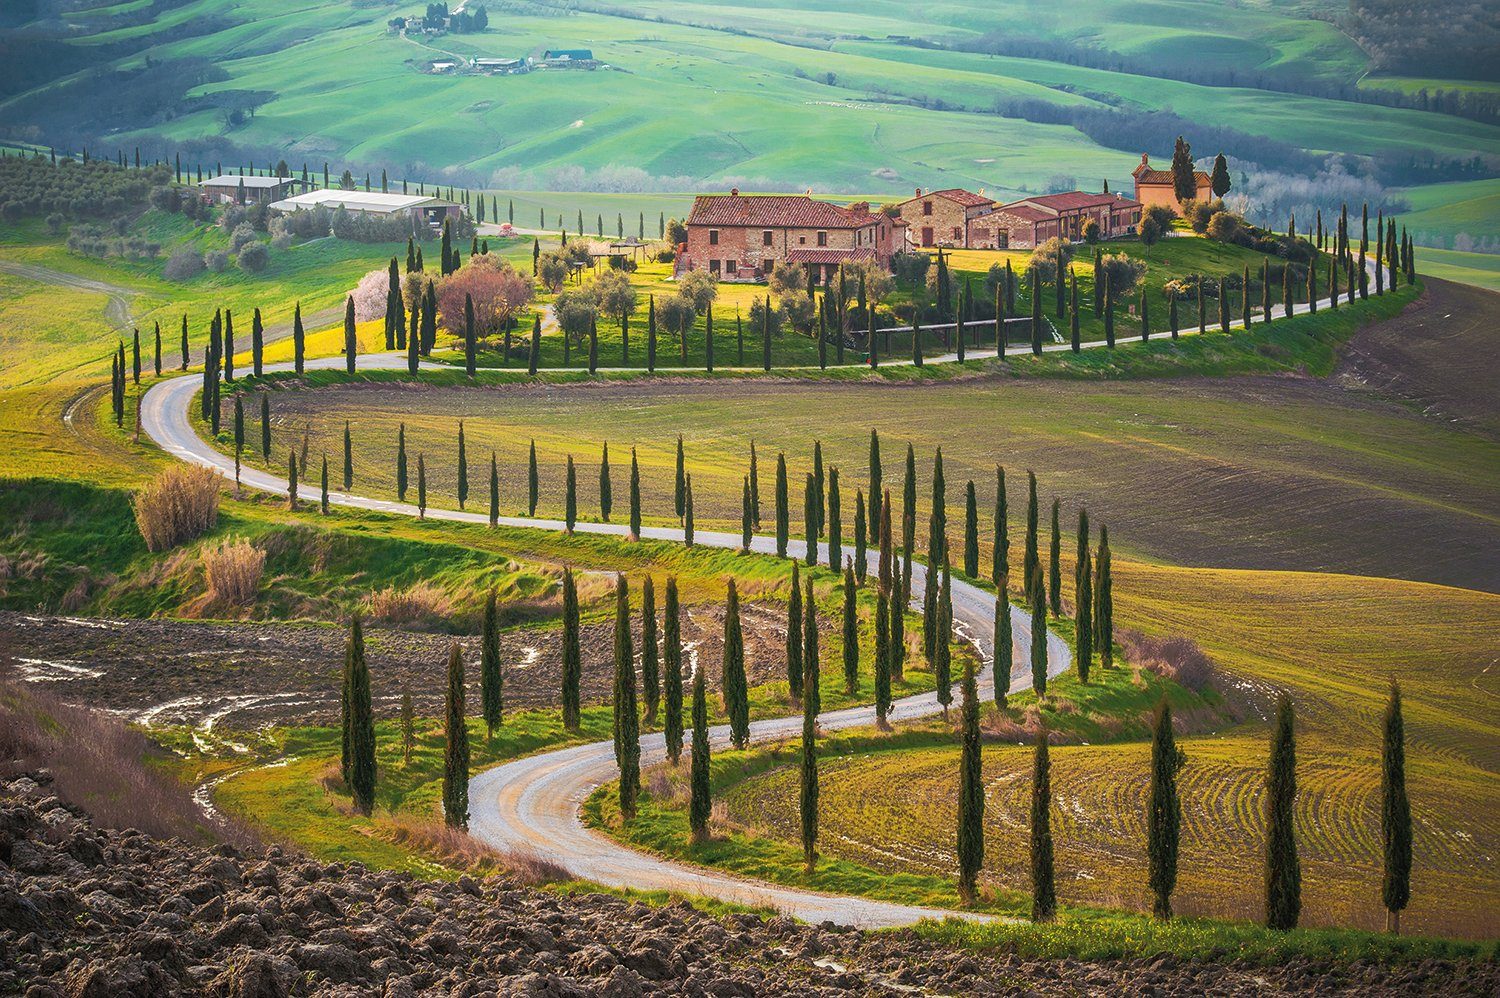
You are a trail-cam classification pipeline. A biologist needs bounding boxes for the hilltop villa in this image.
[1132,153,1212,215]
[678,191,906,284]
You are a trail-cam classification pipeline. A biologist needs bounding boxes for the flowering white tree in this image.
[350,268,390,323]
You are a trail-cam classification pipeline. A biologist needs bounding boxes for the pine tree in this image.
[529,313,540,375]
[803,576,820,717]
[993,466,1009,590]
[320,455,329,514]
[674,434,686,521]
[741,477,753,552]
[1095,526,1113,668]
[528,440,539,516]
[345,616,376,815]
[799,641,819,873]
[416,453,427,519]
[442,643,469,829]
[565,455,577,533]
[1048,498,1062,616]
[689,662,711,843]
[1075,510,1093,683]
[1023,471,1040,604]
[853,490,867,584]
[683,473,694,547]
[1382,681,1412,934]
[344,295,356,374]
[963,480,979,577]
[842,566,859,693]
[629,448,642,540]
[1030,729,1056,922]
[641,576,660,724]
[561,567,581,731]
[786,562,805,698]
[457,421,468,510]
[489,452,499,528]
[287,451,299,510]
[1030,562,1047,696]
[993,590,1012,707]
[749,441,761,528]
[868,430,882,546]
[1265,692,1301,930]
[957,655,984,903]
[181,314,190,371]
[664,577,684,764]
[612,575,640,819]
[935,557,953,716]
[775,452,790,558]
[1148,699,1183,919]
[723,579,749,749]
[481,590,503,738]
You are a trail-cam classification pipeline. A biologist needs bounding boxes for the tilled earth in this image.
[0,605,798,737]
[4,773,1491,997]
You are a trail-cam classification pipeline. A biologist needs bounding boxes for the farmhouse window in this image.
[709,259,721,274]
[952,226,962,240]
[922,201,932,216]
[817,230,827,246]
[762,230,773,246]
[726,260,738,274]
[798,236,806,245]
[708,229,719,245]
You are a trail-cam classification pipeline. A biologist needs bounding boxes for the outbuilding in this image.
[199,174,296,205]
[267,189,462,230]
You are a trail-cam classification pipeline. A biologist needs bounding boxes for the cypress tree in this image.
[868,429,882,546]
[824,461,844,568]
[922,517,942,666]
[489,452,499,528]
[1382,681,1412,934]
[683,473,694,547]
[813,441,825,534]
[287,451,299,510]
[723,579,749,749]
[935,557,953,716]
[561,567,581,731]
[320,455,329,514]
[993,465,1008,591]
[612,575,640,820]
[957,656,983,903]
[1095,526,1113,668]
[340,626,353,786]
[395,424,409,500]
[131,327,141,384]
[1023,470,1039,604]
[749,440,761,528]
[442,643,469,829]
[221,311,232,382]
[416,453,426,519]
[1075,510,1093,684]
[347,617,376,816]
[799,638,819,873]
[902,444,917,601]
[1030,562,1047,696]
[528,440,539,516]
[344,296,356,374]
[1265,692,1301,930]
[689,662,711,843]
[1070,271,1080,352]
[565,455,576,533]
[1241,266,1252,328]
[775,452,790,557]
[1307,259,1318,314]
[481,591,503,738]
[786,563,804,698]
[647,295,657,373]
[1102,271,1113,347]
[181,313,189,371]
[599,442,613,522]
[629,448,641,540]
[993,591,1012,707]
[529,313,540,375]
[957,480,978,578]
[153,322,162,376]
[1263,261,1273,323]
[1030,730,1056,923]
[664,577,684,764]
[457,421,468,510]
[1030,267,1043,355]
[464,293,477,376]
[803,576,820,717]
[674,434,686,521]
[1147,698,1183,919]
[741,477,753,552]
[641,577,659,724]
[260,394,271,461]
[407,306,419,373]
[338,421,351,491]
[1048,498,1061,616]
[874,497,893,725]
[853,490,867,584]
[842,566,859,693]
[803,474,818,567]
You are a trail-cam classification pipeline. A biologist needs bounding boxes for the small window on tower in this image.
[708,229,719,245]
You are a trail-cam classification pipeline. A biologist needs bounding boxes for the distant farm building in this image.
[473,57,524,74]
[429,61,458,73]
[199,174,296,205]
[268,190,462,230]
[1132,153,1211,215]
[542,49,598,68]
[680,190,905,284]
[985,191,1142,249]
[895,188,999,249]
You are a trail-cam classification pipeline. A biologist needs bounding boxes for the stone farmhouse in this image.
[892,185,1142,251]
[679,191,906,285]
[896,188,999,249]
[1131,153,1212,215]
[199,174,297,205]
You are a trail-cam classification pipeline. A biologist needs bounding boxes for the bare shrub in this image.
[0,678,257,849]
[380,813,508,874]
[202,538,266,607]
[1122,630,1216,692]
[364,581,454,628]
[133,464,221,552]
[503,849,571,886]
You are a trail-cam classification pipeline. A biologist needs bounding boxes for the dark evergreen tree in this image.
[723,579,749,749]
[827,466,843,569]
[868,429,882,546]
[1265,692,1301,930]
[675,434,686,521]
[812,440,825,535]
[1075,510,1093,683]
[529,313,540,375]
[599,442,612,522]
[396,423,408,501]
[799,638,819,872]
[803,576,820,717]
[629,448,642,540]
[181,313,190,371]
[664,577,684,764]
[416,453,426,519]
[842,566,859,693]
[1382,681,1412,934]
[874,497,893,725]
[612,575,640,820]
[994,590,1012,707]
[1023,470,1040,603]
[689,661,711,843]
[564,455,577,533]
[489,452,499,528]
[803,474,818,567]
[1048,497,1062,616]
[993,466,1008,591]
[957,655,983,903]
[1030,562,1048,696]
[219,312,230,382]
[786,562,804,698]
[528,440,539,516]
[935,557,953,716]
[287,451,299,510]
[749,440,761,528]
[641,576,659,724]
[683,473,694,547]
[1170,135,1195,204]
[1148,699,1183,919]
[232,395,245,489]
[481,591,503,738]
[456,421,468,510]
[560,567,581,731]
[853,490,867,584]
[741,477,753,552]
[1029,267,1043,355]
[1030,729,1056,922]
[343,296,356,374]
[1070,270,1081,352]
[347,616,377,814]
[1095,526,1113,668]
[442,642,469,828]
[320,455,329,514]
[775,452,790,557]
[964,480,979,577]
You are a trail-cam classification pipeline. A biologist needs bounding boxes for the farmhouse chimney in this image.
[730,187,739,196]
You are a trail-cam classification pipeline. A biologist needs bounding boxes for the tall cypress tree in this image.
[629,448,642,540]
[415,453,426,519]
[564,456,576,533]
[599,442,613,523]
[664,577,684,763]
[874,497,893,725]
[683,473,694,547]
[868,429,882,545]
[260,394,271,462]
[993,591,1012,708]
[612,575,640,819]
[812,441,825,535]
[775,452,790,557]
[1029,267,1043,355]
[1265,692,1301,930]
[803,575,820,717]
[529,313,540,375]
[1070,270,1080,352]
[320,455,329,514]
[957,656,983,903]
[1095,526,1113,668]
[689,661,711,843]
[1030,730,1056,922]
[153,321,161,377]
[561,567,581,731]
[347,617,376,815]
[901,444,917,609]
[1048,498,1062,616]
[442,642,469,828]
[993,466,1008,591]
[749,440,761,528]
[344,295,356,374]
[1148,699,1183,919]
[923,515,942,667]
[853,491,867,584]
[489,452,499,528]
[786,562,804,698]
[528,440,539,517]
[723,579,749,749]
[481,591,503,738]
[842,566,859,694]
[674,435,686,521]
[803,474,818,567]
[963,480,979,578]
[741,477,753,552]
[181,313,190,371]
[799,638,819,873]
[1023,471,1040,604]
[641,576,659,724]
[342,421,353,491]
[287,451,299,510]
[827,467,842,570]
[456,421,468,510]
[1075,511,1093,683]
[1030,562,1048,696]
[1382,681,1412,934]
[935,557,953,716]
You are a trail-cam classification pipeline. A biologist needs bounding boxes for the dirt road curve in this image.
[0,258,136,331]
[139,352,1069,926]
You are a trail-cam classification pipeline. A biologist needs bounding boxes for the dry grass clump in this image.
[133,464,221,552]
[365,580,454,628]
[202,538,266,607]
[380,814,509,875]
[1121,630,1216,692]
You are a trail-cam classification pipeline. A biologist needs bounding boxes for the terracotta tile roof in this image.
[687,194,878,229]
[1006,191,1141,213]
[783,247,877,264]
[1135,168,1211,186]
[910,188,995,209]
[987,203,1053,223]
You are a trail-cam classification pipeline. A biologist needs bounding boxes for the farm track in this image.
[0,258,136,332]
